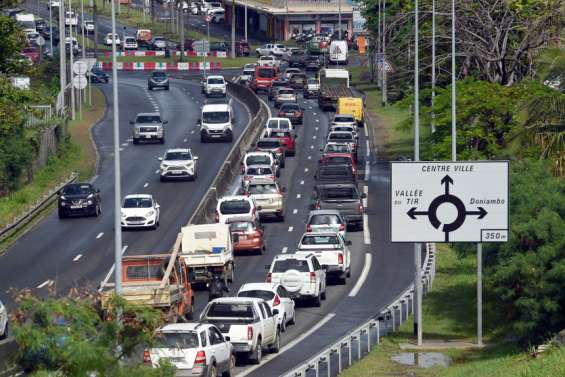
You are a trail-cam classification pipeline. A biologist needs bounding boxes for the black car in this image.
[35,18,47,32]
[305,56,321,71]
[88,68,109,83]
[40,26,60,44]
[148,71,169,91]
[58,183,101,218]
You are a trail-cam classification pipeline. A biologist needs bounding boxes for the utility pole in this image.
[231,0,236,58]
[244,0,248,41]
[81,0,86,60]
[110,0,123,296]
[59,0,66,110]
[413,0,422,347]
[431,0,436,133]
[93,0,98,58]
[338,0,341,40]
[381,0,387,106]
[451,0,456,161]
[376,0,381,86]
[48,0,53,56]
[180,0,185,62]
[68,0,75,120]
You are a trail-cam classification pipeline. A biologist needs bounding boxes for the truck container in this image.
[337,97,364,127]
[318,68,354,111]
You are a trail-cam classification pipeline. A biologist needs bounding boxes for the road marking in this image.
[304,168,309,173]
[310,145,314,149]
[313,135,317,139]
[191,130,195,134]
[96,232,104,239]
[366,140,370,157]
[315,119,320,122]
[309,106,313,109]
[348,253,372,297]
[143,182,149,188]
[313,112,317,115]
[363,214,371,245]
[365,161,371,181]
[282,247,288,254]
[364,125,369,137]
[126,138,133,142]
[288,226,293,232]
[315,127,319,131]
[36,280,52,289]
[296,194,301,198]
[236,313,336,377]
[73,254,82,262]
[363,185,368,208]
[300,180,304,185]
[293,209,298,214]
[308,156,312,160]
[121,142,128,147]
[98,245,129,292]
[155,169,160,174]
[183,138,188,142]
[119,147,124,151]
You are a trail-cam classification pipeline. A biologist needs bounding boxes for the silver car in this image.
[131,112,167,144]
[0,299,8,339]
[274,87,297,108]
[306,210,347,238]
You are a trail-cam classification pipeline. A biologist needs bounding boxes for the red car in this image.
[320,153,357,175]
[250,66,279,93]
[22,47,40,65]
[235,40,250,56]
[266,129,296,157]
[227,218,265,254]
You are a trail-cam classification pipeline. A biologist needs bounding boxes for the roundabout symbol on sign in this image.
[406,175,488,242]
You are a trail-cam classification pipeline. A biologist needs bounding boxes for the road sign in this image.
[72,75,88,89]
[73,60,88,75]
[376,53,394,73]
[193,40,210,54]
[390,161,509,243]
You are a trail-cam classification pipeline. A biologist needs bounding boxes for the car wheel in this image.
[347,269,351,278]
[313,293,321,307]
[250,339,262,364]
[160,138,165,144]
[281,315,287,332]
[225,132,233,142]
[222,354,236,377]
[0,323,8,340]
[357,221,364,231]
[339,275,347,285]
[148,86,152,91]
[321,289,327,300]
[207,363,217,377]
[278,214,285,222]
[165,85,170,90]
[95,204,101,216]
[270,330,281,353]
[58,209,66,219]
[289,310,296,325]
[201,134,207,143]
[280,159,285,168]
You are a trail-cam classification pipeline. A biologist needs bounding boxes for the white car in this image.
[148,323,235,376]
[329,124,358,140]
[65,10,78,26]
[208,8,225,23]
[120,194,160,230]
[0,299,8,340]
[241,63,256,83]
[159,148,198,181]
[123,36,138,50]
[255,43,286,57]
[105,33,121,46]
[267,254,327,306]
[204,75,227,97]
[238,283,296,332]
[215,196,256,224]
[265,117,294,133]
[80,19,95,33]
[296,232,351,284]
[257,55,279,67]
[271,44,287,57]
[242,151,280,178]
[306,210,347,239]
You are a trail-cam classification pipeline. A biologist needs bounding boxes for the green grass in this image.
[0,87,105,247]
[338,245,565,377]
[96,54,257,66]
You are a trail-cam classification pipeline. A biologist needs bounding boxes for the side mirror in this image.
[361,193,367,199]
[272,309,279,316]
[155,204,161,209]
[163,120,168,124]
[224,336,231,342]
[129,121,134,125]
[158,157,163,161]
[194,156,199,160]
[346,240,352,246]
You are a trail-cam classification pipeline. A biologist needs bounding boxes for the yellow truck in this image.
[337,97,364,127]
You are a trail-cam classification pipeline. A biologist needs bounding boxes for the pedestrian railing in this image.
[25,105,54,128]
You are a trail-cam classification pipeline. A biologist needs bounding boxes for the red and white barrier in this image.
[95,61,222,71]
[101,50,228,58]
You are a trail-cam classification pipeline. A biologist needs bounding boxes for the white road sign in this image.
[390,161,509,243]
[72,60,88,75]
[72,75,87,89]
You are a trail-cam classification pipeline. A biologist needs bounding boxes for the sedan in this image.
[88,68,109,83]
[306,209,347,238]
[121,194,160,230]
[123,36,138,50]
[242,165,276,187]
[237,283,296,332]
[278,103,303,125]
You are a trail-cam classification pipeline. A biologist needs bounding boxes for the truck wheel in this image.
[338,275,347,285]
[269,330,280,353]
[321,289,327,300]
[207,363,217,377]
[222,354,236,377]
[133,138,139,145]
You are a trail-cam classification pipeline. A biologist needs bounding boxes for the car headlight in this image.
[61,201,67,206]
[87,200,93,205]
[160,163,168,169]
[146,210,155,217]
[87,193,93,199]
[60,195,66,200]
[121,212,126,218]
[134,128,140,135]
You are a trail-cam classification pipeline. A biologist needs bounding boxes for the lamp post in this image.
[244,0,248,41]
[58,0,66,110]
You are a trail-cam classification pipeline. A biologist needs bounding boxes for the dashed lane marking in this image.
[288,226,294,232]
[300,180,304,185]
[73,254,82,262]
[296,194,301,198]
[282,247,288,253]
[121,143,128,147]
[155,169,160,174]
[304,168,309,173]
[36,280,53,289]
[144,183,149,188]
[293,209,298,214]
[364,124,369,137]
[366,140,370,157]
[363,214,371,245]
[313,135,317,139]
[365,161,371,181]
[96,232,104,239]
[308,156,312,160]
[363,185,368,208]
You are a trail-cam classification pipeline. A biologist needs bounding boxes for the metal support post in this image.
[338,345,342,373]
[49,0,53,55]
[357,334,361,360]
[376,320,380,344]
[391,307,396,330]
[477,243,483,346]
[338,0,342,39]
[451,0,457,161]
[58,0,66,110]
[244,0,248,41]
[431,0,436,133]
[348,339,352,366]
[381,0,387,106]
[68,0,75,120]
[231,0,235,58]
[180,4,185,62]
[367,325,372,352]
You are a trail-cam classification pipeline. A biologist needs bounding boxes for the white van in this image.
[329,40,348,65]
[15,13,36,33]
[199,100,234,142]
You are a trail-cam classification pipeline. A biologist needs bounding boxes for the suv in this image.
[216,196,257,223]
[305,55,321,71]
[204,75,227,97]
[88,67,109,83]
[288,73,307,90]
[312,184,366,230]
[242,151,280,178]
[131,112,167,144]
[315,164,356,184]
[287,48,307,67]
[304,77,320,98]
[159,148,198,181]
[296,232,351,284]
[148,71,169,91]
[0,299,7,340]
[267,254,327,306]
[243,177,285,221]
[235,40,250,56]
[58,183,101,218]
[199,101,234,142]
[274,87,297,108]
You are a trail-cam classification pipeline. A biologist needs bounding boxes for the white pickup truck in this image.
[296,232,351,284]
[200,297,280,363]
[179,224,235,284]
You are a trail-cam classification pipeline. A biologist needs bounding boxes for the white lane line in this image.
[364,124,369,137]
[349,253,372,297]
[288,226,294,232]
[73,254,82,262]
[126,138,133,142]
[183,138,188,142]
[313,135,317,139]
[315,127,319,131]
[121,142,128,147]
[315,119,320,122]
[309,106,313,109]
[282,247,288,254]
[236,313,336,377]
[304,168,309,173]
[313,112,317,115]
[300,180,304,185]
[310,145,314,149]
[96,232,104,239]
[296,194,301,199]
[98,245,129,292]
[144,182,149,188]
[119,147,124,151]
[365,161,371,181]
[293,209,298,214]
[363,214,371,245]
[363,185,368,208]
[191,130,195,134]
[36,280,51,289]
[308,156,312,160]
[366,140,370,157]
[155,169,160,174]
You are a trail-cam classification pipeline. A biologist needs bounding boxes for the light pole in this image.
[180,0,185,62]
[68,0,76,120]
[338,0,341,40]
[413,0,422,347]
[244,0,248,42]
[81,0,86,60]
[59,0,66,110]
[231,0,235,58]
[381,0,386,106]
[110,0,123,296]
[49,1,53,56]
[431,0,436,133]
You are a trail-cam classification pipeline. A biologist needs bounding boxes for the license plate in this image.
[144,135,152,139]
[211,134,221,138]
[70,205,82,209]
[171,171,183,175]
[239,234,248,240]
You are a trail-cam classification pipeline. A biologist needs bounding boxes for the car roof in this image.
[239,282,278,291]
[202,103,230,111]
[136,112,161,116]
[316,183,357,189]
[273,253,312,261]
[124,194,153,199]
[308,209,343,216]
[245,151,273,157]
[207,75,224,79]
[219,195,252,202]
[160,322,207,332]
[257,138,282,143]
[248,176,277,185]
[165,148,190,153]
[301,231,340,237]
[211,297,265,304]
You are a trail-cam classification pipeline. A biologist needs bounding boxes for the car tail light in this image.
[194,350,206,366]
[215,210,220,222]
[247,326,254,340]
[315,201,321,210]
[306,224,312,232]
[278,111,284,117]
[357,203,364,214]
[295,111,301,116]
[273,295,281,307]
[310,272,316,283]
[276,147,283,154]
[266,272,272,283]
[339,223,345,231]
[338,253,344,265]
[143,350,151,364]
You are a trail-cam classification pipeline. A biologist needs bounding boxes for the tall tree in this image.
[0,16,26,73]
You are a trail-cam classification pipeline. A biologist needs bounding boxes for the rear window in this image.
[246,155,271,165]
[325,144,350,153]
[257,140,280,149]
[269,131,291,138]
[325,156,352,165]
[220,200,251,214]
[329,133,353,141]
[319,187,358,200]
[272,259,310,273]
[319,166,351,176]
[309,214,341,225]
[334,115,355,122]
[272,81,286,88]
[279,89,294,95]
[238,290,275,301]
[229,221,255,232]
[247,183,278,195]
[267,119,291,129]
[206,303,255,318]
[208,78,224,84]
[125,264,163,280]
[301,235,340,245]
[258,68,275,78]
[154,332,199,349]
[246,167,273,175]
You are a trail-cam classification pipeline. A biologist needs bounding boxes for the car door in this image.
[312,257,325,292]
[277,285,294,322]
[208,326,230,370]
[261,302,276,342]
[338,234,350,269]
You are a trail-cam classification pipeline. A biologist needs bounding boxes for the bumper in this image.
[121,217,157,228]
[234,239,264,252]
[258,206,284,216]
[149,81,168,88]
[324,265,346,274]
[160,170,195,179]
[202,128,232,140]
[173,366,209,377]
[59,204,96,216]
[206,89,227,96]
[304,90,319,97]
[135,133,163,141]
[232,342,253,353]
[343,214,363,224]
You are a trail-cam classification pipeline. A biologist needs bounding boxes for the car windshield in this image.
[246,155,270,165]
[154,37,165,42]
[208,78,224,84]
[308,78,318,84]
[123,197,153,208]
[125,37,135,42]
[202,111,229,124]
[246,167,273,175]
[301,235,340,245]
[247,183,278,194]
[206,303,254,318]
[281,104,300,112]
[238,290,274,301]
[62,184,92,195]
[329,133,353,141]
[152,72,167,78]
[229,221,255,232]
[334,115,354,122]
[136,115,161,123]
[325,156,351,165]
[165,151,191,160]
[279,89,294,95]
[154,332,199,349]
[309,214,342,225]
[272,259,310,273]
[258,68,275,78]
[220,200,251,214]
[267,119,290,129]
[257,140,280,149]
[319,187,358,200]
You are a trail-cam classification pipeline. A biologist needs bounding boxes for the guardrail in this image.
[280,243,437,377]
[0,173,77,243]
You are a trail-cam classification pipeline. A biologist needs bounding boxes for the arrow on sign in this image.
[407,207,429,220]
[466,207,488,219]
[441,175,453,194]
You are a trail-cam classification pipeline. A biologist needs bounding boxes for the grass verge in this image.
[339,245,565,377]
[0,87,105,252]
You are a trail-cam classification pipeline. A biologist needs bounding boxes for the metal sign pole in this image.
[49,1,53,56]
[477,243,483,346]
[431,0,436,133]
[381,0,387,106]
[68,0,76,120]
[59,0,66,110]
